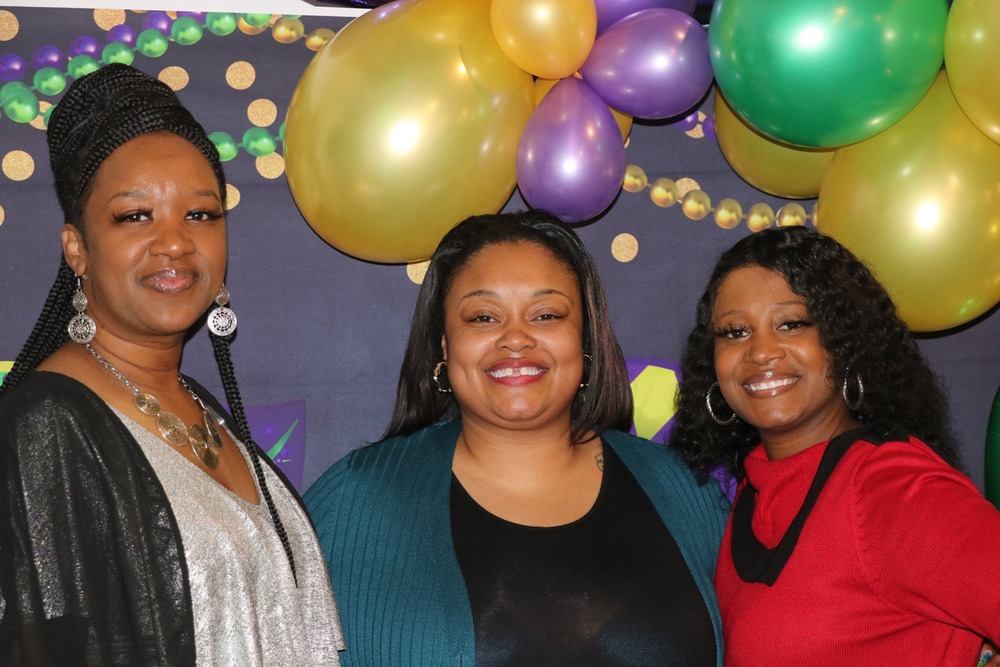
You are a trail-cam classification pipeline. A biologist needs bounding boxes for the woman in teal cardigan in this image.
[306,211,728,666]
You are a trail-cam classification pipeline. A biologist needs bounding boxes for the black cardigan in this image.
[0,370,299,666]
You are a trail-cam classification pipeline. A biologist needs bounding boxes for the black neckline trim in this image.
[730,420,897,586]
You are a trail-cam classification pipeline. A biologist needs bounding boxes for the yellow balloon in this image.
[946,0,1000,144]
[714,89,834,199]
[285,0,534,263]
[491,0,597,80]
[534,76,631,142]
[816,71,1000,332]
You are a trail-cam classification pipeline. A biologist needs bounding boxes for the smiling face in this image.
[441,241,585,435]
[63,132,227,343]
[712,265,856,458]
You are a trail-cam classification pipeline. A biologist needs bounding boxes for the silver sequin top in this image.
[113,409,344,666]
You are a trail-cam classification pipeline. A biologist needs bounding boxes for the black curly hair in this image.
[669,226,959,480]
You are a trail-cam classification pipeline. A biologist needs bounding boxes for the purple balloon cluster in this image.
[516,0,713,223]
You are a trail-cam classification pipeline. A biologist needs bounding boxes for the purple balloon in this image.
[32,45,64,71]
[702,113,716,142]
[107,24,137,46]
[0,54,26,83]
[176,11,205,21]
[594,0,697,34]
[142,11,173,34]
[580,8,713,120]
[69,36,101,58]
[516,78,626,223]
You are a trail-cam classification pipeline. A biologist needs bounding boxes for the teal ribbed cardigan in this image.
[305,420,728,666]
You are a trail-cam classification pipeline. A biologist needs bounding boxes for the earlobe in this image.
[440,335,448,362]
[61,224,87,276]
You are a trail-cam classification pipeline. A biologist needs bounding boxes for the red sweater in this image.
[715,434,1000,666]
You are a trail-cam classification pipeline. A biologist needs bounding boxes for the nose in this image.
[149,217,195,258]
[496,320,536,353]
[745,330,785,365]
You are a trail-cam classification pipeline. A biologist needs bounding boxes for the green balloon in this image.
[987,386,1000,508]
[210,131,239,162]
[206,13,237,36]
[709,0,947,147]
[171,16,204,46]
[67,55,100,80]
[242,127,276,157]
[3,86,39,123]
[43,104,54,127]
[102,42,135,65]
[33,67,67,96]
[241,13,272,28]
[136,28,170,58]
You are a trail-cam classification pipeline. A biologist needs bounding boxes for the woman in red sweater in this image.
[670,226,1000,666]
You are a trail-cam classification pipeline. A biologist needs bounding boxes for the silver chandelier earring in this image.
[433,361,452,393]
[207,284,237,337]
[842,371,864,411]
[67,276,96,344]
[706,382,738,426]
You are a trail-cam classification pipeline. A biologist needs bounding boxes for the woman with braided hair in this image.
[0,64,343,665]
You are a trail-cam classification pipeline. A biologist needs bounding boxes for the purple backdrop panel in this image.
[245,399,308,492]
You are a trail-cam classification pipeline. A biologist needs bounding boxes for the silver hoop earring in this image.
[433,361,452,394]
[706,382,737,426]
[207,284,237,337]
[842,372,864,411]
[67,276,96,344]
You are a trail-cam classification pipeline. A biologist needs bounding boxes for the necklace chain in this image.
[86,343,224,469]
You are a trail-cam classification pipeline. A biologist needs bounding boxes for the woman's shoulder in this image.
[0,370,106,425]
[304,421,460,506]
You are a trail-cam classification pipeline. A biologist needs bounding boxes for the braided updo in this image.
[48,62,226,228]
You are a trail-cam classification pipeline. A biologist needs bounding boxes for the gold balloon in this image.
[491,0,596,80]
[945,0,1000,144]
[285,0,534,263]
[714,89,835,199]
[650,178,679,208]
[817,71,1000,332]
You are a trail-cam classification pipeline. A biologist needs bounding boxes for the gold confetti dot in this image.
[256,153,285,179]
[611,233,638,263]
[225,184,240,210]
[406,260,430,284]
[238,18,269,36]
[0,203,5,227]
[30,101,52,130]
[675,177,700,198]
[158,66,189,91]
[248,98,278,127]
[685,111,707,139]
[226,62,256,90]
[3,150,34,181]
[306,28,336,52]
[622,164,647,193]
[0,10,19,41]
[272,17,305,44]
[93,9,125,31]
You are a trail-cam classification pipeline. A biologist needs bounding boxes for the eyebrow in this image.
[714,299,808,319]
[458,288,570,301]
[105,188,221,202]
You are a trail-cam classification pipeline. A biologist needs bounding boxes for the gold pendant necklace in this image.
[86,343,224,469]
